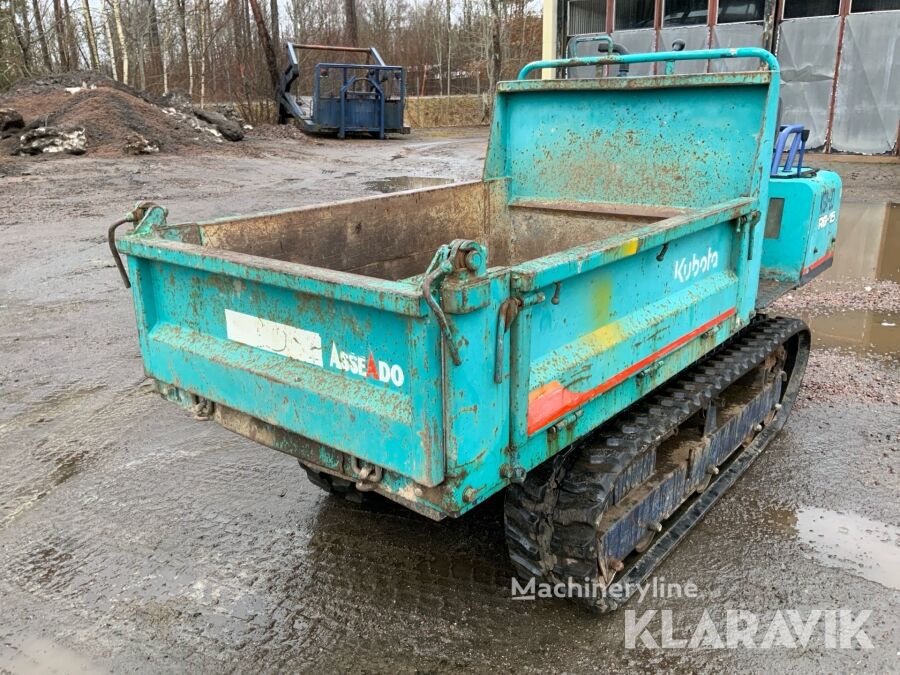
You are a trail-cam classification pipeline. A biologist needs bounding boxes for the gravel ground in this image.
[801,349,899,406]
[0,130,898,673]
[772,279,900,314]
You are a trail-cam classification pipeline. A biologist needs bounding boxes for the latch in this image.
[493,290,546,384]
[422,239,486,366]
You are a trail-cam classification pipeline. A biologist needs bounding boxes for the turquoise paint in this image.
[117,49,834,519]
[762,169,842,283]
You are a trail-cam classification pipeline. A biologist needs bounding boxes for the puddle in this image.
[824,202,899,282]
[799,309,900,355]
[0,638,103,673]
[363,176,454,193]
[794,507,900,591]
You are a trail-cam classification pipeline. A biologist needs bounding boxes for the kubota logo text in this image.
[674,247,719,283]
[329,342,405,387]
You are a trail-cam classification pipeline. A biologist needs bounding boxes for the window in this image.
[851,0,900,12]
[568,0,607,35]
[782,0,840,18]
[615,0,656,29]
[718,0,765,22]
[664,0,709,24]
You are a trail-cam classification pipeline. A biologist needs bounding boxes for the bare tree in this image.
[101,1,118,80]
[10,0,32,72]
[269,0,279,47]
[146,0,163,81]
[111,0,128,83]
[0,0,541,124]
[343,0,358,46]
[81,0,99,69]
[32,0,53,71]
[247,0,278,92]
[486,0,501,96]
[52,0,69,69]
[175,0,192,93]
[63,0,79,69]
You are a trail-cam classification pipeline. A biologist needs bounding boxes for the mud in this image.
[0,73,245,158]
[0,130,898,672]
[363,175,455,193]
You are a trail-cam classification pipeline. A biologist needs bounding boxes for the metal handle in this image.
[422,260,461,366]
[108,217,133,288]
[567,34,614,58]
[517,47,780,80]
[771,124,808,177]
[566,35,630,76]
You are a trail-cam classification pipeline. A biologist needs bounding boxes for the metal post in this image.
[824,0,851,153]
[339,66,347,139]
[706,0,719,73]
[542,0,558,78]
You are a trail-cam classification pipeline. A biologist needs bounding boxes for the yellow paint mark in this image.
[592,274,614,324]
[584,321,626,352]
[620,238,639,257]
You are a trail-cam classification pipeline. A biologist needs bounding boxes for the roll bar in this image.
[517,47,780,80]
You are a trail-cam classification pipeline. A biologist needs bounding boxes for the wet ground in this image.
[0,131,898,672]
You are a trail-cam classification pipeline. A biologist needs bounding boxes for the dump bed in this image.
[116,48,781,520]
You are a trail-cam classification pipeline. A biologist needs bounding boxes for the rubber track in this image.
[504,316,809,611]
[301,461,366,503]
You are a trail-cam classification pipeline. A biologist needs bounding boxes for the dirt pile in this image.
[0,71,243,158]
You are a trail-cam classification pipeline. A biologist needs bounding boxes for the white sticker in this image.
[224,309,323,366]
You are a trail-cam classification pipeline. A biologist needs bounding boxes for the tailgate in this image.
[118,236,446,486]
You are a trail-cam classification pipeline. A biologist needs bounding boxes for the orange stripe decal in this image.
[526,308,736,435]
[802,251,833,276]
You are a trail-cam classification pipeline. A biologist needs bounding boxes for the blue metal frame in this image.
[312,63,405,139]
[277,42,409,138]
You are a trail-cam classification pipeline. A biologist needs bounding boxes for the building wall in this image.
[546,0,900,154]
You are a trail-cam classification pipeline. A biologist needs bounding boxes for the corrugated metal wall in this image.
[560,0,900,153]
[776,16,841,149]
[830,11,900,153]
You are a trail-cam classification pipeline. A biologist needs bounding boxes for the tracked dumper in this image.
[111,48,841,611]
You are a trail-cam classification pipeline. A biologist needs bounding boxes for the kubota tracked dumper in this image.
[110,48,840,611]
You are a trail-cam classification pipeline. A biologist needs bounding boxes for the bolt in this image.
[707,466,719,476]
[774,403,782,411]
[464,249,483,272]
[610,559,625,572]
[414,486,424,498]
[754,424,763,432]
[462,487,477,504]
